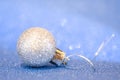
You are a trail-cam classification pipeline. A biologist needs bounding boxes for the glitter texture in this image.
[17,27,56,66]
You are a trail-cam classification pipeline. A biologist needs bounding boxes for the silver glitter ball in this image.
[17,27,56,67]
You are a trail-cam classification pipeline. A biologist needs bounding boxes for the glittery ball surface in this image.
[17,27,56,66]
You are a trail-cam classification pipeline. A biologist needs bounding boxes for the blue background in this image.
[0,0,120,80]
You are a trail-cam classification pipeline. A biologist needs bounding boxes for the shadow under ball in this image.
[17,27,56,67]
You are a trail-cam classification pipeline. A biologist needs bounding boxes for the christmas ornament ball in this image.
[17,27,56,67]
